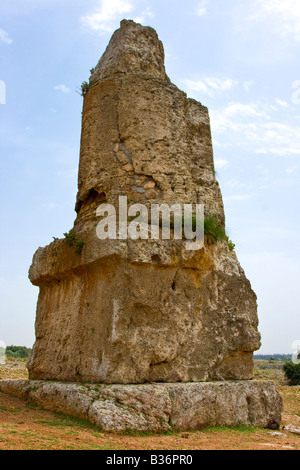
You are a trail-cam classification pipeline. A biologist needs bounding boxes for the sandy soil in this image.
[0,359,299,450]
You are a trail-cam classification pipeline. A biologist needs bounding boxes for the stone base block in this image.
[0,379,282,433]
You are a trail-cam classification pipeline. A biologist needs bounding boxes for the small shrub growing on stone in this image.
[81,81,91,96]
[203,217,235,251]
[63,230,84,255]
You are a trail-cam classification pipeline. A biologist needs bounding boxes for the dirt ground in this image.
[0,358,299,450]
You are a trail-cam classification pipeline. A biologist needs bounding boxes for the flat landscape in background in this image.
[0,358,299,450]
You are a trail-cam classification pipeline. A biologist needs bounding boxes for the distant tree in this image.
[5,345,31,359]
[254,354,292,362]
[283,361,300,385]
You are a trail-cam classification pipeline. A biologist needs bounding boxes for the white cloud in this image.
[54,84,71,94]
[206,77,238,91]
[183,77,238,97]
[81,0,134,32]
[210,99,300,157]
[275,98,289,108]
[181,77,298,156]
[252,0,300,42]
[252,122,300,155]
[243,81,255,92]
[184,79,209,94]
[0,28,12,45]
[212,138,230,149]
[221,102,270,119]
[196,1,208,17]
[286,165,298,174]
[258,146,300,156]
[133,6,153,24]
[226,179,244,190]
[210,101,271,135]
[214,158,229,170]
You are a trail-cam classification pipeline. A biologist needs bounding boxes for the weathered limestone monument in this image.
[0,20,282,431]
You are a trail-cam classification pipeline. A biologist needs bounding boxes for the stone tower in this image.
[27,20,261,384]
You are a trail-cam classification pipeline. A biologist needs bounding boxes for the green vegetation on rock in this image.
[63,230,84,255]
[80,81,92,96]
[204,217,235,251]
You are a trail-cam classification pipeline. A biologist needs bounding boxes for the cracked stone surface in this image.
[27,20,264,385]
[0,380,283,432]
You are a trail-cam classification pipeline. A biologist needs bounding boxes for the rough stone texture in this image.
[0,380,282,432]
[75,22,225,229]
[27,19,262,384]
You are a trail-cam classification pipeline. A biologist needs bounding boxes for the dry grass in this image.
[0,358,299,450]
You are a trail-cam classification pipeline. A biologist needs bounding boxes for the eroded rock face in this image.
[27,20,261,384]
[0,380,283,432]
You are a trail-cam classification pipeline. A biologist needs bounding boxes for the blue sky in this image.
[0,0,299,354]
